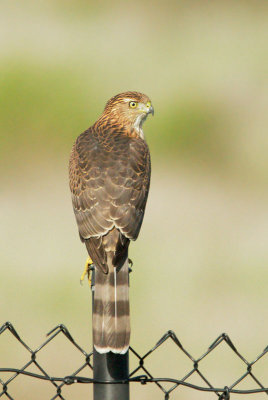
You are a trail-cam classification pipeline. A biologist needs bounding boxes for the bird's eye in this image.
[129,101,137,108]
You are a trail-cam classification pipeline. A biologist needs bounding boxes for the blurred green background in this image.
[1,1,267,399]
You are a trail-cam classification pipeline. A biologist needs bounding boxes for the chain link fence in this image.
[0,321,267,399]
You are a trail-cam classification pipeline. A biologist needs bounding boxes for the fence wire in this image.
[0,321,267,399]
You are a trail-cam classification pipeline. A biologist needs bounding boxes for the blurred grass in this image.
[0,63,96,162]
[1,0,267,180]
[0,62,231,167]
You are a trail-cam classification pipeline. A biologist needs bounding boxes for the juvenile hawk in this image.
[69,92,153,353]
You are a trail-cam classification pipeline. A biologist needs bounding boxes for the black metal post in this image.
[91,267,130,400]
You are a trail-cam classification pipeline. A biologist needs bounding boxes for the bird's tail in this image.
[93,255,130,354]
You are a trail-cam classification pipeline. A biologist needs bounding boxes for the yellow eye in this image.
[129,101,137,108]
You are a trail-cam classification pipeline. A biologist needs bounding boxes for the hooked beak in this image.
[137,102,154,116]
[148,105,154,116]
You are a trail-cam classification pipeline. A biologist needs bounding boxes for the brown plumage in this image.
[69,91,153,353]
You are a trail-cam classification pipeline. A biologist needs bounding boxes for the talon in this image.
[80,256,93,286]
[128,258,133,273]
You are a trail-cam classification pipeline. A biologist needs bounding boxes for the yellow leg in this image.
[80,256,93,286]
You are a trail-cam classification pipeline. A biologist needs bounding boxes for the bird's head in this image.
[102,91,154,138]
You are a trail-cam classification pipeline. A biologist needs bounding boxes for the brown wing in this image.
[69,127,150,270]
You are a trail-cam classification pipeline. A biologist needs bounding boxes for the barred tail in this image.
[93,256,130,354]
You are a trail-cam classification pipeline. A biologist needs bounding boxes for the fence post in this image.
[91,267,130,400]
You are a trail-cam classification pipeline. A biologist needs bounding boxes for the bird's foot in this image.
[80,257,94,286]
[128,258,133,273]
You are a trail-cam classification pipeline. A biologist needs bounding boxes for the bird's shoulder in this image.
[69,126,150,194]
[72,126,150,165]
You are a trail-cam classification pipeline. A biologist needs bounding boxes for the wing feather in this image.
[69,127,150,244]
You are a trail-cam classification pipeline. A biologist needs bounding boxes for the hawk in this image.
[69,92,153,354]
